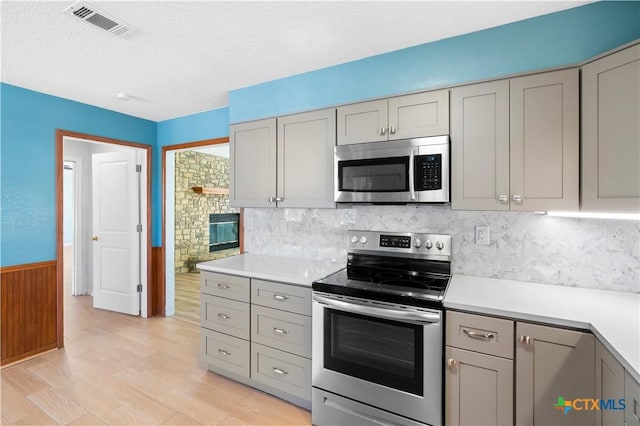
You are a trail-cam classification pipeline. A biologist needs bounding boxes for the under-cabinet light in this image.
[544,211,640,221]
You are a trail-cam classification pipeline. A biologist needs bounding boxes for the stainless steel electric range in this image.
[312,230,451,426]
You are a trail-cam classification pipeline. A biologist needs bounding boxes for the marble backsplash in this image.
[243,205,640,293]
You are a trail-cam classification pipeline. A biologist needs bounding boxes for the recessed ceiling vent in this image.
[62,1,133,37]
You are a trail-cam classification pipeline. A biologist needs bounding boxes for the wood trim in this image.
[0,260,57,273]
[161,137,234,317]
[55,129,154,347]
[151,247,164,316]
[1,262,57,365]
[192,186,230,195]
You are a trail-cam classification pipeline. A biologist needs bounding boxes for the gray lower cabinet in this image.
[625,371,640,426]
[445,311,514,426]
[595,340,625,426]
[516,322,595,426]
[581,43,640,212]
[200,271,313,408]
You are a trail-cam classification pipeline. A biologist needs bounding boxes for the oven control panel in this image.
[348,230,451,260]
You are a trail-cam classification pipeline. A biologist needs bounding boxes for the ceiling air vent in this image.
[62,1,133,37]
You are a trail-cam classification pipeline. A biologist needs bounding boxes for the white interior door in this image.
[92,150,141,316]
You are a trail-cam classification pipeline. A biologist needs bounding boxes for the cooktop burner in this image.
[313,230,452,308]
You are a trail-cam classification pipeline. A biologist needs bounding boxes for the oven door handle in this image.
[313,294,441,324]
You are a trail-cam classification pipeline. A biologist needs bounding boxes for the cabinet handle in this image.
[447,358,458,368]
[273,367,289,376]
[498,194,509,204]
[217,313,231,320]
[217,283,231,289]
[273,327,289,336]
[218,349,231,356]
[275,197,283,202]
[268,196,276,203]
[389,126,396,135]
[512,194,523,204]
[520,335,532,345]
[91,236,99,241]
[273,294,289,302]
[463,328,495,341]
[379,127,387,136]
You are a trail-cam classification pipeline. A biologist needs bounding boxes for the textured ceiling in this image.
[1,1,590,121]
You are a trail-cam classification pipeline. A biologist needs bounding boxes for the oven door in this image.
[312,292,442,426]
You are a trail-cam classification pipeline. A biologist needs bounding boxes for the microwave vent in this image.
[62,1,134,37]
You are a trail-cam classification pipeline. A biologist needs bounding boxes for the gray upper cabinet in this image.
[451,69,579,211]
[230,108,336,208]
[230,118,277,208]
[277,109,336,208]
[337,90,449,145]
[581,44,640,212]
[451,80,510,210]
[625,370,640,426]
[516,322,595,426]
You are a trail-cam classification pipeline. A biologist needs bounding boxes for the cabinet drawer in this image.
[201,328,249,378]
[251,280,311,316]
[200,271,250,302]
[446,311,514,359]
[251,305,311,358]
[251,343,311,402]
[201,294,250,340]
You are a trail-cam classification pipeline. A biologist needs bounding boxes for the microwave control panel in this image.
[415,154,442,191]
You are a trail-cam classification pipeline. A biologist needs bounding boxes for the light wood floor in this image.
[174,273,201,326]
[0,295,311,425]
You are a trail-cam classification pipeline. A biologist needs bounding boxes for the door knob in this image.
[91,236,99,241]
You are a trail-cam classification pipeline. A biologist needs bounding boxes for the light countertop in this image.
[444,275,640,382]
[197,253,343,287]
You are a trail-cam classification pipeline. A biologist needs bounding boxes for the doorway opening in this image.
[162,138,242,323]
[56,130,152,348]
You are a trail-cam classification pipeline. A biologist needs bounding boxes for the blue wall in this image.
[0,83,156,267]
[229,1,640,123]
[154,108,229,246]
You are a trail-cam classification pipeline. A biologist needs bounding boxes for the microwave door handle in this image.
[409,149,416,200]
[313,294,440,324]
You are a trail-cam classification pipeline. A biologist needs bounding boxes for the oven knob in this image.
[414,238,422,248]
[350,235,359,244]
[359,236,368,245]
[425,240,433,249]
[436,240,444,250]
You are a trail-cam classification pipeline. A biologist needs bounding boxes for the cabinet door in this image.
[516,322,595,426]
[625,371,640,426]
[277,108,336,208]
[510,69,579,212]
[337,99,388,145]
[446,346,513,426]
[582,44,640,212]
[388,90,449,140]
[229,118,277,207]
[595,340,625,426]
[451,80,510,210]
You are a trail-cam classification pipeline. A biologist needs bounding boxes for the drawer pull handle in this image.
[463,329,495,341]
[447,358,458,368]
[273,327,289,336]
[273,367,289,376]
[520,335,532,345]
[217,283,231,289]
[217,313,231,320]
[273,294,289,302]
[218,349,231,356]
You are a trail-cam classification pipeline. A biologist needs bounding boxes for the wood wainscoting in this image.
[0,261,57,366]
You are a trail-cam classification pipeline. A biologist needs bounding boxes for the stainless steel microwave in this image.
[334,136,450,204]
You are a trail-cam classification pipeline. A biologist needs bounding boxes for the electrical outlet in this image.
[475,225,490,245]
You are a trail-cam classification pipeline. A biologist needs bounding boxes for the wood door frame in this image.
[161,137,242,316]
[55,129,152,348]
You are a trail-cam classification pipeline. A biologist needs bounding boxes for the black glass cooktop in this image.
[313,253,450,308]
